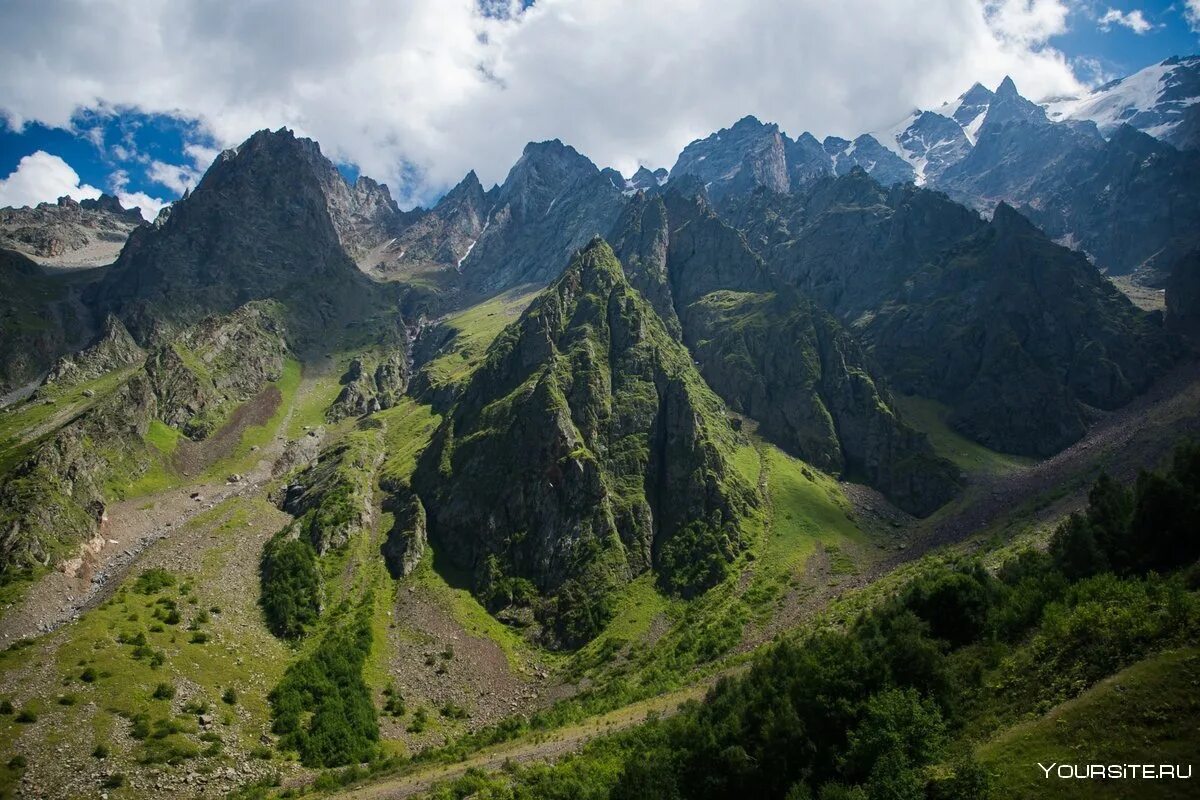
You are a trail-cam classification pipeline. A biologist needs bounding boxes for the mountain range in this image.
[0,53,1198,800]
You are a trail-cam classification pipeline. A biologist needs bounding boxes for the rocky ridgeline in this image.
[0,194,144,267]
[720,171,1183,457]
[414,239,756,647]
[326,348,409,422]
[610,186,960,515]
[0,302,291,570]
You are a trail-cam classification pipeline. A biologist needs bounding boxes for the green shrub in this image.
[260,530,322,639]
[133,569,176,595]
[15,709,37,723]
[152,682,176,700]
[223,687,239,705]
[269,604,378,767]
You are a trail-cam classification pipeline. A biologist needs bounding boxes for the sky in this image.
[0,0,1197,219]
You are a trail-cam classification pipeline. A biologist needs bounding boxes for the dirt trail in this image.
[336,680,713,800]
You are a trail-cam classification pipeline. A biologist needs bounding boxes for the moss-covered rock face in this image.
[279,427,383,555]
[682,289,960,516]
[0,372,158,568]
[0,301,290,571]
[414,239,754,647]
[144,301,288,438]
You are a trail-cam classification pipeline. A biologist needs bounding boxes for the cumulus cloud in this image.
[147,160,202,194]
[0,0,1085,207]
[1186,0,1200,32]
[1098,8,1154,34]
[0,151,102,208]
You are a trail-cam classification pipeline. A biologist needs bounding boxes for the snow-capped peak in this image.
[1043,56,1200,143]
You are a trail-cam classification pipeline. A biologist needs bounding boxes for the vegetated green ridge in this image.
[369,442,1200,800]
[413,239,757,648]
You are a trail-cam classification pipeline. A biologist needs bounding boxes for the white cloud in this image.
[984,0,1071,44]
[1098,8,1154,34]
[1185,0,1200,32]
[147,160,201,194]
[0,150,102,208]
[108,167,167,220]
[0,0,1086,207]
[115,190,168,221]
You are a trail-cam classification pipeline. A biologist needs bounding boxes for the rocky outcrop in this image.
[0,372,157,569]
[144,301,288,438]
[381,488,427,578]
[327,347,409,421]
[279,429,383,554]
[414,239,754,646]
[0,194,144,267]
[42,315,144,388]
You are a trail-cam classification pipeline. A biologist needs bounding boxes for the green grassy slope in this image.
[978,647,1200,799]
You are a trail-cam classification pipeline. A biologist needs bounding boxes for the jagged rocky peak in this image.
[630,165,668,190]
[498,139,605,215]
[92,126,381,341]
[670,114,791,200]
[438,169,486,211]
[980,76,1047,128]
[460,139,623,290]
[414,237,754,646]
[952,81,995,127]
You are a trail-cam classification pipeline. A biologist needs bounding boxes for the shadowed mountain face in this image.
[90,129,389,344]
[458,140,625,293]
[610,188,962,516]
[719,172,1182,456]
[414,239,755,647]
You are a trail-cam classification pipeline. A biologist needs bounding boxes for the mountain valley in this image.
[0,51,1198,800]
